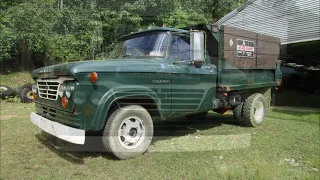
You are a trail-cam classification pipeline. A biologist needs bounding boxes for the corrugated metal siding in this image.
[214,0,320,44]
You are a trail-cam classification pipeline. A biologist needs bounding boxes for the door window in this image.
[169,35,190,61]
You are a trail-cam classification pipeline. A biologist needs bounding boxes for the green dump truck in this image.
[30,24,282,159]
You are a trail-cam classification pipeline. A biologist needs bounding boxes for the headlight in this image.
[65,84,74,98]
[58,84,66,97]
[32,83,37,93]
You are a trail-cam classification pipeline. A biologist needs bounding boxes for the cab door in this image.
[169,33,217,117]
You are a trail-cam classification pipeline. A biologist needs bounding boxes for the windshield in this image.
[109,32,168,59]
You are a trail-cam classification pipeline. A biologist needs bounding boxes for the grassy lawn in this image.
[1,101,319,179]
[0,71,34,88]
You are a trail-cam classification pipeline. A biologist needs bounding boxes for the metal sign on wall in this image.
[237,39,255,58]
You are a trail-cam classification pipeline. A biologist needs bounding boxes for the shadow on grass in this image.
[152,113,238,141]
[34,112,240,163]
[35,132,114,164]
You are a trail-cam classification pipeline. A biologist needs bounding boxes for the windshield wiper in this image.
[173,59,207,69]
[121,54,136,59]
[173,59,204,65]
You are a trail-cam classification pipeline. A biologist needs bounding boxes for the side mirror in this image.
[190,31,205,68]
[193,61,203,68]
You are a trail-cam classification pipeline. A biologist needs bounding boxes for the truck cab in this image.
[30,24,281,159]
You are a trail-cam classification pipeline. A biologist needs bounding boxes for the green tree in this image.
[0,0,249,66]
[157,7,210,28]
[205,0,247,21]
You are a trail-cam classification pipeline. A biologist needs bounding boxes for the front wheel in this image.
[242,93,267,127]
[102,105,153,159]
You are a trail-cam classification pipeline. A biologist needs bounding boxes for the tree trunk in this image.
[20,41,32,71]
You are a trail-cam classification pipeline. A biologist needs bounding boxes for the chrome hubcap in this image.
[118,116,145,149]
[0,87,8,92]
[253,101,264,124]
[27,91,34,99]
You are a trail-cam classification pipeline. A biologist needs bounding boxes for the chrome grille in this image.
[37,80,60,100]
[36,77,75,100]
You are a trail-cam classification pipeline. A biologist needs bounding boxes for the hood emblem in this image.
[152,80,170,84]
[39,69,53,73]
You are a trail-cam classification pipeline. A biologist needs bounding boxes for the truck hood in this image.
[32,59,169,79]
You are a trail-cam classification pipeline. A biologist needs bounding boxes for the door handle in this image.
[205,65,217,70]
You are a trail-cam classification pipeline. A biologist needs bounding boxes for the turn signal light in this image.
[33,94,37,100]
[90,72,98,83]
[277,81,281,86]
[62,96,68,108]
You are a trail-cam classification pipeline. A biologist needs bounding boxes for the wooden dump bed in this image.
[217,25,281,90]
[220,25,280,69]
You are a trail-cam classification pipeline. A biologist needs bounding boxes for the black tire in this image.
[16,83,32,96]
[20,84,34,103]
[102,105,154,159]
[186,111,208,120]
[243,93,267,127]
[13,86,21,96]
[0,85,15,100]
[233,103,244,122]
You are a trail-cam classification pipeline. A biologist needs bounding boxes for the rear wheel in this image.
[102,105,153,159]
[242,93,267,127]
[233,103,243,122]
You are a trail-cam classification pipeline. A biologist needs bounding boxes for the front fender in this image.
[92,85,161,130]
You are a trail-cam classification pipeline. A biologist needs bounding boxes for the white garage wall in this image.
[214,0,320,45]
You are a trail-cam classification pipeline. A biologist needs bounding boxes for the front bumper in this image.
[30,112,85,144]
